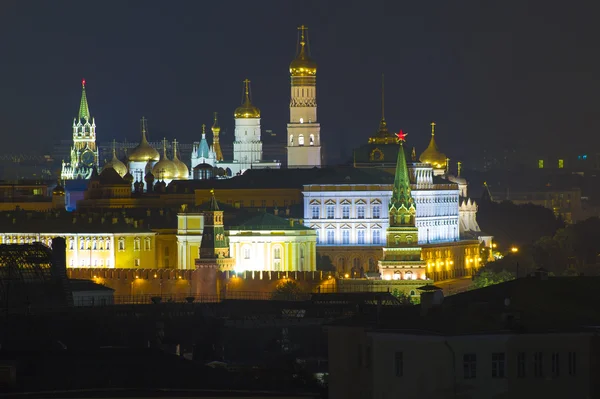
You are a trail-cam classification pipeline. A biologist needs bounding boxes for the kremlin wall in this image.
[0,25,492,302]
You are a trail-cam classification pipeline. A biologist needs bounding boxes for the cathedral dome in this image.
[172,140,189,179]
[290,27,317,77]
[152,140,178,180]
[419,122,447,169]
[129,122,160,163]
[289,50,317,77]
[234,79,261,119]
[103,146,128,177]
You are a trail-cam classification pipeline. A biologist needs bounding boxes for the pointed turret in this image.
[78,79,91,121]
[389,131,416,226]
[211,112,223,161]
[199,190,230,261]
[368,74,395,144]
[199,124,210,159]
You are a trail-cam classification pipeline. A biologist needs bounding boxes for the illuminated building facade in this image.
[227,212,317,273]
[61,80,99,180]
[287,25,322,168]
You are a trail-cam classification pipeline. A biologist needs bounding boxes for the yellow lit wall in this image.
[155,230,177,268]
[422,241,482,280]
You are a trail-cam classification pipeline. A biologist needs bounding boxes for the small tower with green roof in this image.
[378,131,427,282]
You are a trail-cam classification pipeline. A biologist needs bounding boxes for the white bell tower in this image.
[286,25,321,168]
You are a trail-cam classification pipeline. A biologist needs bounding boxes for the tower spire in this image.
[202,124,206,138]
[140,117,149,142]
[243,79,251,103]
[381,73,385,121]
[431,121,436,136]
[78,79,91,121]
[389,130,416,226]
[211,112,223,161]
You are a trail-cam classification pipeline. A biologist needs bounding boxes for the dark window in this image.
[517,352,526,378]
[463,353,476,379]
[492,353,505,378]
[534,352,544,378]
[357,344,362,367]
[568,352,576,376]
[551,352,560,377]
[394,352,403,377]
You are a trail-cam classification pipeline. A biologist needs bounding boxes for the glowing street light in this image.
[511,247,519,253]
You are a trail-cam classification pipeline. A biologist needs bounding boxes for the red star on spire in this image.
[396,130,408,143]
[82,79,86,87]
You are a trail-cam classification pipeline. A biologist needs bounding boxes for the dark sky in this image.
[0,0,598,164]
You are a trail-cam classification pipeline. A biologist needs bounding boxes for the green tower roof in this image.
[78,79,91,121]
[389,131,416,224]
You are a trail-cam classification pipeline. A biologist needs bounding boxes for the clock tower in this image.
[61,79,99,180]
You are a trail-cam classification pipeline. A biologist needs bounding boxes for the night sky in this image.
[0,0,598,164]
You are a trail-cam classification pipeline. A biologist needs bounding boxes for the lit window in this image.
[69,239,74,250]
[274,247,281,259]
[133,238,141,251]
[342,230,350,245]
[299,134,305,146]
[538,160,544,169]
[118,238,125,252]
[357,230,365,244]
[357,206,365,219]
[289,135,294,145]
[80,240,84,250]
[243,247,251,259]
[342,206,350,219]
[393,272,401,280]
[463,354,476,379]
[327,205,335,219]
[326,229,335,245]
[106,241,110,250]
[373,206,381,219]
[309,134,314,146]
[299,118,304,124]
[312,206,320,219]
[492,353,505,378]
[144,238,151,251]
[134,259,140,267]
[558,159,564,168]
[92,240,97,250]
[372,230,381,245]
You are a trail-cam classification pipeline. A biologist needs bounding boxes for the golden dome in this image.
[103,144,128,177]
[234,79,261,119]
[419,122,447,169]
[171,139,189,180]
[152,139,178,180]
[128,118,160,163]
[290,25,317,77]
[211,111,221,134]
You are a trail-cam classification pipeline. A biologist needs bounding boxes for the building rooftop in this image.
[69,278,115,292]
[229,211,313,231]
[331,276,600,335]
[0,208,177,234]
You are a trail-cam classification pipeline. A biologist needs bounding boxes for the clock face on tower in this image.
[81,150,95,167]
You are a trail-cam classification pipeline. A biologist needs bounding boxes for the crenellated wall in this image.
[67,268,430,299]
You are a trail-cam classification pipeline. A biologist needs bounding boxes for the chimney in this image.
[419,285,444,316]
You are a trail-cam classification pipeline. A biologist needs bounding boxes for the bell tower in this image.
[286,25,321,168]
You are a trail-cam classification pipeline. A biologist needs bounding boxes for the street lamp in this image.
[511,247,519,253]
